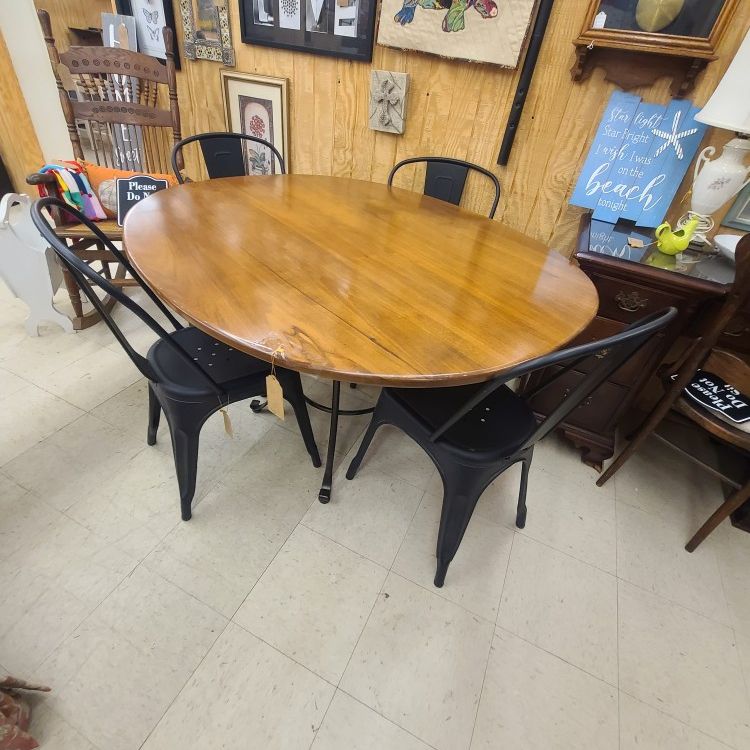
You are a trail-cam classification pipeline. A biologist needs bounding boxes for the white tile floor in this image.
[1,283,750,750]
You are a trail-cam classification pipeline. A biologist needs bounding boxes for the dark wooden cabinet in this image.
[525,215,739,470]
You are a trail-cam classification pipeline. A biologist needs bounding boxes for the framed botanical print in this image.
[179,0,236,64]
[115,0,181,67]
[220,70,290,174]
[239,0,377,61]
[722,183,750,232]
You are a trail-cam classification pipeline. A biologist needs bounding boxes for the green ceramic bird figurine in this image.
[655,217,699,255]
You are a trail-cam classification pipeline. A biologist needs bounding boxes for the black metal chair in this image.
[346,307,677,587]
[171,132,286,183]
[32,197,321,522]
[388,157,501,218]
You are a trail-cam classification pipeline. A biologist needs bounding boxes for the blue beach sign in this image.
[570,93,707,228]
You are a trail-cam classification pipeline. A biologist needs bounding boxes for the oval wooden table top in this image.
[124,175,599,387]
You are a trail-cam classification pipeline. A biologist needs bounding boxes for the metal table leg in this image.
[318,380,340,504]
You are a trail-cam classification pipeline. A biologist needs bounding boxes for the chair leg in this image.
[516,451,533,529]
[161,400,210,522]
[147,383,161,446]
[277,370,321,468]
[318,380,341,504]
[434,462,497,588]
[172,427,200,521]
[685,479,750,552]
[346,416,384,480]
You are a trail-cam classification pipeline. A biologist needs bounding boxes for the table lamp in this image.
[683,29,750,243]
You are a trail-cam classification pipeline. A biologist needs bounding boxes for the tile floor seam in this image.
[388,488,429,572]
[226,508,316,624]
[493,624,620,690]
[230,616,339,690]
[713,537,750,709]
[617,686,741,750]
[138,556,233,623]
[334,687,442,750]
[0,409,89,474]
[328,544,400,702]
[305,689,338,750]
[136,615,234,750]
[468,529,514,750]
[615,572,738,634]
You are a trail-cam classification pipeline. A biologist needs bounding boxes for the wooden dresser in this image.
[525,215,745,470]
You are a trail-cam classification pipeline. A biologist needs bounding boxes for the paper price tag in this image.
[266,375,285,420]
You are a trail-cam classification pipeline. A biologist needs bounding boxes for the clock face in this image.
[591,0,727,38]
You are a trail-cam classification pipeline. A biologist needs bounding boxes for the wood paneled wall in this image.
[3,1,748,252]
[34,0,112,48]
[0,30,43,191]
[172,0,749,255]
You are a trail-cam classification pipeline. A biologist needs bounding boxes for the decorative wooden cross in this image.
[374,80,400,127]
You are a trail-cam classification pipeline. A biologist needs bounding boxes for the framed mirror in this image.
[576,0,736,55]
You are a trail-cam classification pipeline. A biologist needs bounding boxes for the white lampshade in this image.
[695,29,750,134]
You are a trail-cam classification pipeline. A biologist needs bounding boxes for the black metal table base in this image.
[304,381,375,503]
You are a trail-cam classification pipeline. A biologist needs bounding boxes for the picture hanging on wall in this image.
[221,70,290,174]
[569,91,707,228]
[179,0,235,64]
[239,0,377,61]
[115,0,181,67]
[376,0,537,67]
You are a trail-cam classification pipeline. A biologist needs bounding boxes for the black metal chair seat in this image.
[148,327,269,398]
[32,197,321,524]
[347,308,678,588]
[390,383,537,459]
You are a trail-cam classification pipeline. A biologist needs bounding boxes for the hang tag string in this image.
[270,346,286,377]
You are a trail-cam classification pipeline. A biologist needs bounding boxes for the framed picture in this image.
[722,183,750,232]
[239,0,377,62]
[179,0,235,64]
[220,70,290,174]
[115,0,181,68]
[376,0,537,67]
[575,0,737,57]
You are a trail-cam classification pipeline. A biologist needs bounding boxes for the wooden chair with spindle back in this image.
[27,8,183,329]
[598,235,750,550]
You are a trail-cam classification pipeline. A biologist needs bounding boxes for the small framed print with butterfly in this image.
[115,0,181,68]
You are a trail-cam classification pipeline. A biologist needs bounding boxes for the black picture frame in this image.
[115,0,181,69]
[239,0,376,62]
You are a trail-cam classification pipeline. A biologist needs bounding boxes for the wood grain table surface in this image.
[124,175,599,386]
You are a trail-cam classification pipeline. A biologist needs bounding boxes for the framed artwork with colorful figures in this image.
[376,0,538,67]
[239,0,377,61]
[221,70,290,174]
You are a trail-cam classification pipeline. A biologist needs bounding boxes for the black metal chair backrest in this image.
[31,197,223,397]
[429,307,678,448]
[388,157,501,219]
[171,132,286,184]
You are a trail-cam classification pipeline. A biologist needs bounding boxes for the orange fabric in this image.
[81,160,177,218]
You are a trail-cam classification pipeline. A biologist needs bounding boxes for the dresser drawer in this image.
[528,367,627,433]
[718,311,750,354]
[591,275,684,324]
[565,316,663,387]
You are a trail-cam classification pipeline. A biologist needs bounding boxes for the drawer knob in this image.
[615,290,648,312]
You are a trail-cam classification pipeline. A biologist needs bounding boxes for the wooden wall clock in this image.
[571,0,738,96]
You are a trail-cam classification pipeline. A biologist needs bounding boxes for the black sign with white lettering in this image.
[683,370,750,424]
[116,175,169,226]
